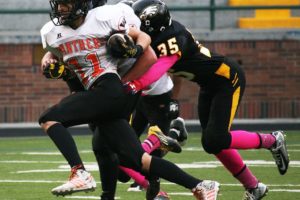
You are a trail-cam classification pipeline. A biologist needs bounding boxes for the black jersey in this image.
[150,20,229,86]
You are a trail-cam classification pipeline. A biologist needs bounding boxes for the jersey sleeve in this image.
[40,21,62,58]
[40,21,53,49]
[110,3,141,33]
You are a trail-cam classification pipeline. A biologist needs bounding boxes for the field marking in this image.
[0,160,95,164]
[10,160,300,174]
[0,180,64,183]
[270,189,300,192]
[5,147,300,155]
[51,189,300,199]
[1,179,300,188]
[65,196,120,199]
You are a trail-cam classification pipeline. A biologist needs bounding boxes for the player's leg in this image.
[198,63,270,199]
[124,94,181,195]
[100,119,220,200]
[133,93,186,199]
[92,126,119,200]
[39,100,97,196]
[38,74,129,196]
[128,96,163,195]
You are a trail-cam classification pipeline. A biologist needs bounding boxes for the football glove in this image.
[123,80,142,95]
[107,33,143,58]
[43,62,66,79]
[168,99,180,120]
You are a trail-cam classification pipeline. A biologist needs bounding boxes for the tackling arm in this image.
[121,26,157,82]
[123,54,179,94]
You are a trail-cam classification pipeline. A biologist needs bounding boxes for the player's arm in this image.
[125,33,185,92]
[41,51,83,92]
[121,26,157,82]
[127,25,151,54]
[123,54,179,94]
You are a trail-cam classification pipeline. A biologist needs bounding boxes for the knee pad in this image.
[201,129,231,154]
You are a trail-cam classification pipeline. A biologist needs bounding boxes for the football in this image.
[107,33,134,57]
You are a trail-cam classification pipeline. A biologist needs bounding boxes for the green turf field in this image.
[0,131,299,200]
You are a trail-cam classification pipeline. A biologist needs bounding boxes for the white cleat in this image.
[270,130,290,175]
[51,169,96,196]
[192,180,220,200]
[243,182,268,200]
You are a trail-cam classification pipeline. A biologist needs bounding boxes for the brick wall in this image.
[0,40,299,122]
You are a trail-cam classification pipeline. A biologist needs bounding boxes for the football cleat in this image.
[127,182,144,192]
[51,168,96,196]
[154,191,170,200]
[269,130,290,175]
[146,177,160,200]
[243,182,268,200]
[192,180,220,200]
[170,117,189,146]
[148,125,182,153]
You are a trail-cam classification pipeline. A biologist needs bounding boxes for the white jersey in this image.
[142,73,173,96]
[41,3,140,90]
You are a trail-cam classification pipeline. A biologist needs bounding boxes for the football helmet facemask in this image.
[49,0,89,26]
[132,0,171,35]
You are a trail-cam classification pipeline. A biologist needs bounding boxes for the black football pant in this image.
[39,73,145,170]
[131,91,173,137]
[198,57,246,154]
[40,73,201,199]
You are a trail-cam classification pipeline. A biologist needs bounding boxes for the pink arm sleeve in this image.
[138,54,179,89]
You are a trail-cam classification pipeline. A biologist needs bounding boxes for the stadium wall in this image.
[0,38,299,123]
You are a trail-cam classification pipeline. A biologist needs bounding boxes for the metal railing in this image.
[0,0,300,30]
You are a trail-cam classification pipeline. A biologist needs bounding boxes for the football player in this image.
[41,1,186,199]
[41,2,183,200]
[39,0,220,200]
[122,0,290,199]
[42,1,185,199]
[91,1,189,198]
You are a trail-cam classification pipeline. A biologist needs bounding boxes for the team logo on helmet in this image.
[140,5,159,20]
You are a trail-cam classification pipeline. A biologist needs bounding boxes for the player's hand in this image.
[168,99,180,120]
[108,33,143,58]
[117,35,143,58]
[43,62,67,79]
[123,80,142,95]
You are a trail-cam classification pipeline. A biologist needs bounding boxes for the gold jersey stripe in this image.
[215,63,230,80]
[228,86,241,131]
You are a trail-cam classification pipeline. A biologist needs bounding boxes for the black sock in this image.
[149,156,201,189]
[47,123,84,168]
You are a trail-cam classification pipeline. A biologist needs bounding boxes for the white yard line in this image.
[65,196,120,199]
[8,160,300,174]
[5,147,300,155]
[0,180,299,188]
[0,189,295,199]
[0,160,95,164]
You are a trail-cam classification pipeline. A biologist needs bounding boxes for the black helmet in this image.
[132,0,171,35]
[49,0,89,26]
